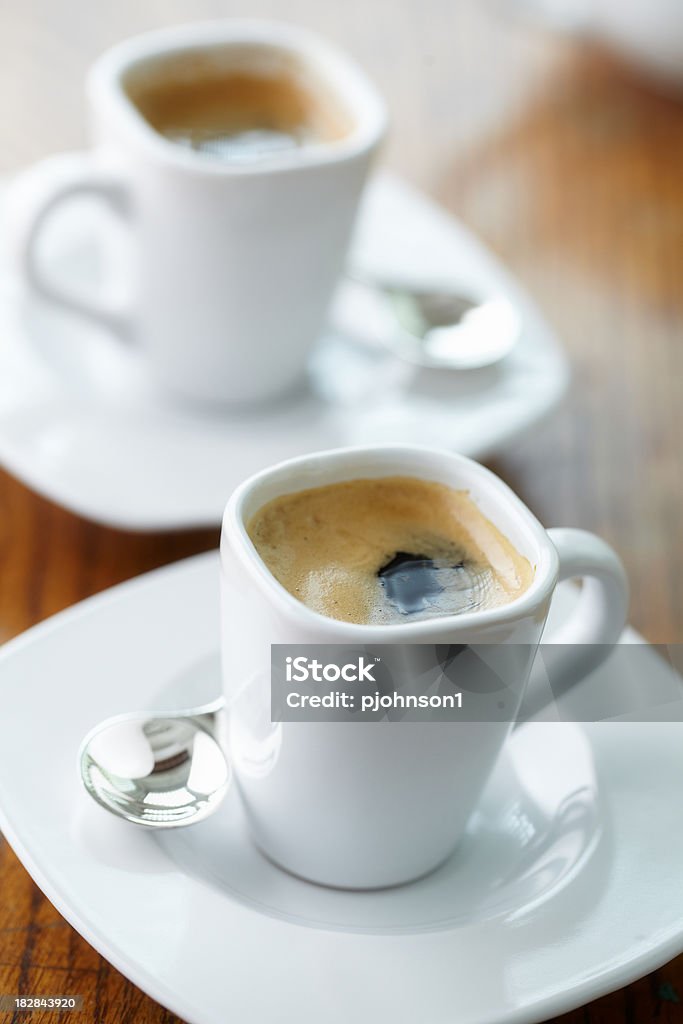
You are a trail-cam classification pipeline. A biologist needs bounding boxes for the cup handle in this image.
[6,152,132,336]
[517,528,630,722]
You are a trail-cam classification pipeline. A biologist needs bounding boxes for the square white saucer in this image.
[0,553,682,1024]
[0,175,569,530]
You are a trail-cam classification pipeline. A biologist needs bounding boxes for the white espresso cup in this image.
[7,22,386,405]
[220,445,628,889]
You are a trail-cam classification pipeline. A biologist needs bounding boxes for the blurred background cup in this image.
[500,0,683,87]
[5,21,386,407]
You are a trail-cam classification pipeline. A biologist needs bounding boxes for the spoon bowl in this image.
[79,698,229,827]
[348,271,522,369]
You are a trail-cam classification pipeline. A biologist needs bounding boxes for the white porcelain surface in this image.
[0,552,682,1024]
[0,174,569,530]
[6,21,385,405]
[220,445,627,888]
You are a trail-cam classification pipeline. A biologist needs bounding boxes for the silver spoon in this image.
[79,697,229,828]
[348,271,522,369]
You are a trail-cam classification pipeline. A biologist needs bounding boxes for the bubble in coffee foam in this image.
[247,477,534,626]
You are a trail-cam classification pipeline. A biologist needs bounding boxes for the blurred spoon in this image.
[348,271,522,369]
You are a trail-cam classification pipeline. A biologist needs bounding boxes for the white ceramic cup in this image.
[220,445,628,889]
[6,21,386,405]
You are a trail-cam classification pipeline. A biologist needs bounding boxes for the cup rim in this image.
[86,19,387,177]
[222,444,560,639]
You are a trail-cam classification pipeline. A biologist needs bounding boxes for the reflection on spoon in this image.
[347,270,522,369]
[79,698,229,828]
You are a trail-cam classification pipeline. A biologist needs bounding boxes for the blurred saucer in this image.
[0,174,568,530]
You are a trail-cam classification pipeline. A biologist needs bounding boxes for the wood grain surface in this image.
[0,0,682,1021]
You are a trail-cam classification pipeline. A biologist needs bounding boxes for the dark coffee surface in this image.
[378,551,466,616]
[247,476,533,625]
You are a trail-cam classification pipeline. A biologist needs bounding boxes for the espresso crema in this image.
[247,476,533,625]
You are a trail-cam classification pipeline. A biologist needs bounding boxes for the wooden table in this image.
[1,1,682,1021]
